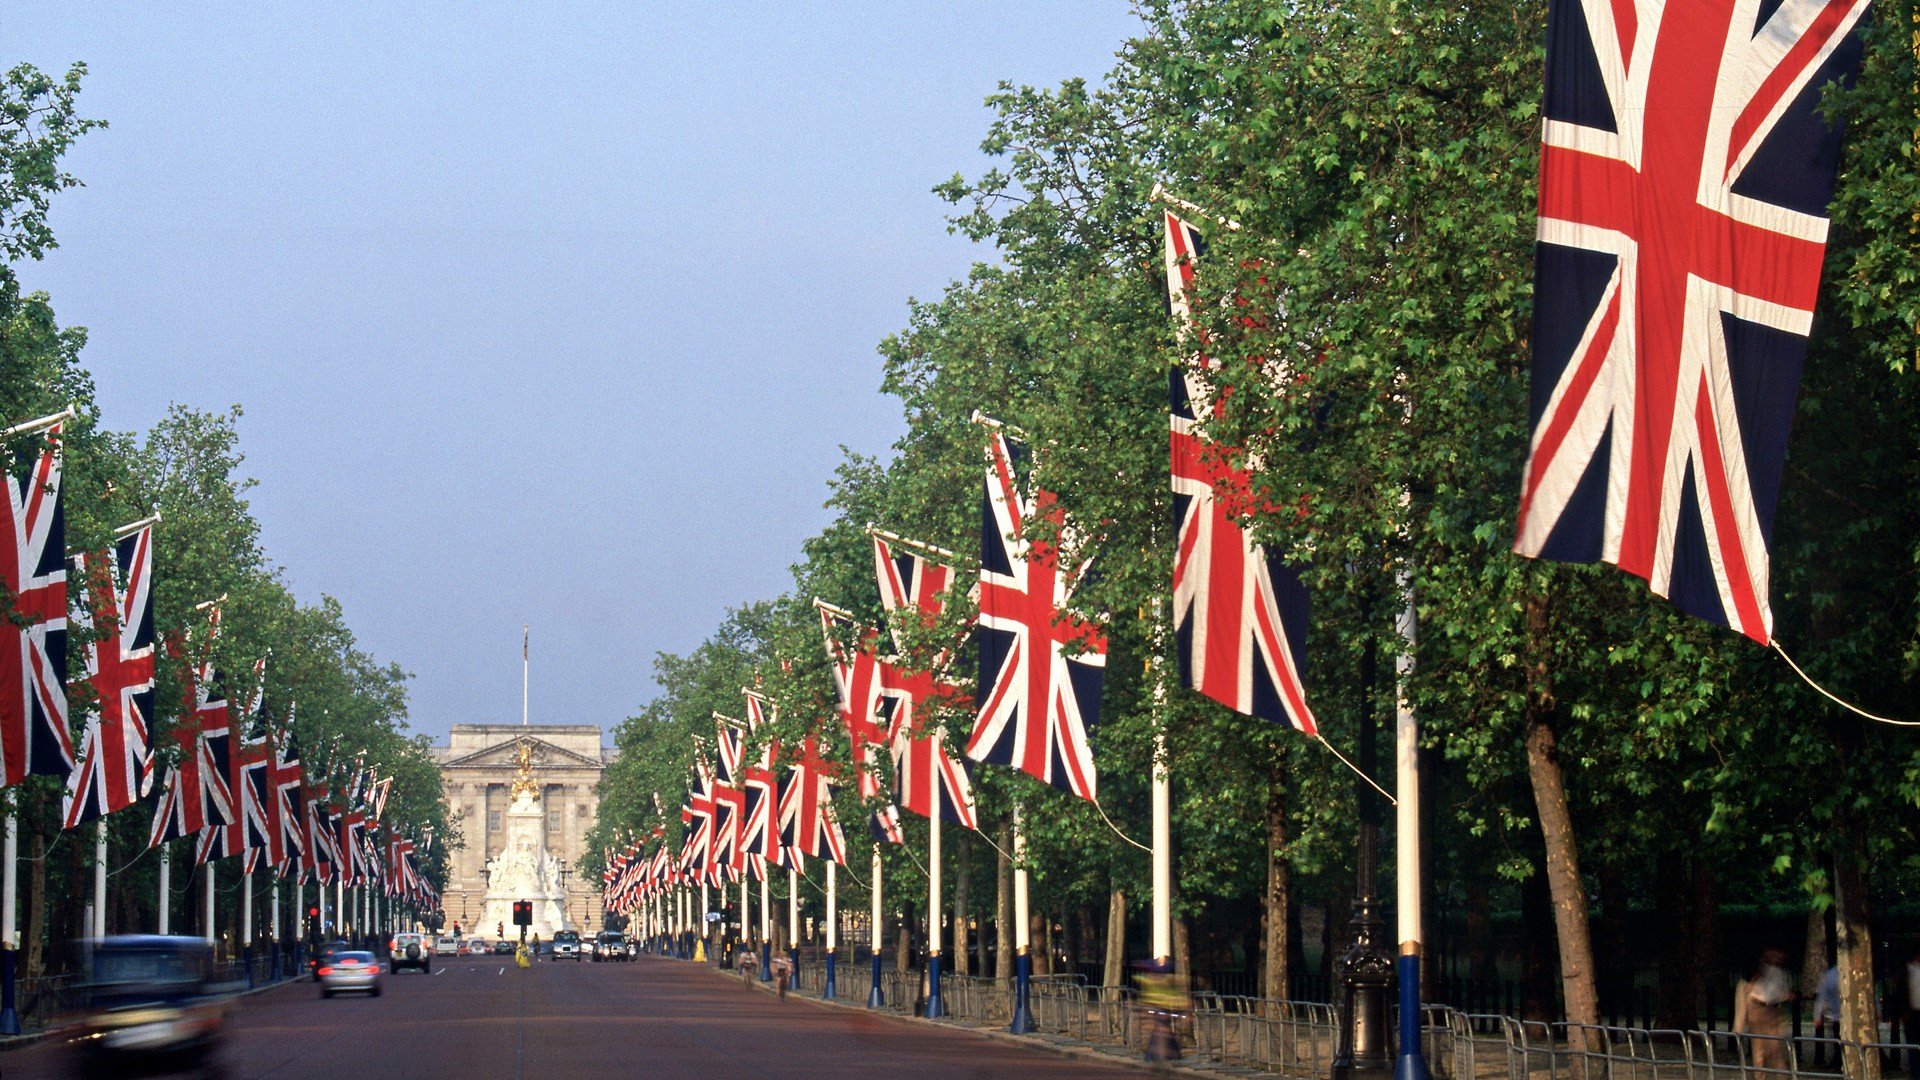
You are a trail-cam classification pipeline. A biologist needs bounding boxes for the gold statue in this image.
[509,738,539,800]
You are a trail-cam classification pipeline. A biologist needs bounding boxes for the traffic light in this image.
[512,901,532,927]
[498,922,504,938]
[453,921,462,936]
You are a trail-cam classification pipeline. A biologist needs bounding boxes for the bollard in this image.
[927,953,945,1018]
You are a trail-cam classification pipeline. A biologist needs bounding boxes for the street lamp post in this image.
[1332,604,1392,1080]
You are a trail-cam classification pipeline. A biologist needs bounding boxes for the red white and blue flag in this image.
[148,611,237,847]
[873,533,975,660]
[968,426,1106,800]
[1166,212,1318,734]
[777,734,846,865]
[739,691,785,867]
[711,721,748,873]
[870,804,905,845]
[1516,0,1870,643]
[64,524,157,827]
[1,419,75,788]
[680,758,716,881]
[817,602,890,799]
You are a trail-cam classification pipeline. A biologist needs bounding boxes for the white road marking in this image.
[499,966,506,975]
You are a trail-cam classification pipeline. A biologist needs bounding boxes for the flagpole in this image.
[241,866,254,981]
[824,859,838,999]
[926,801,944,1018]
[157,842,170,935]
[203,866,216,946]
[697,880,709,962]
[93,822,108,938]
[786,864,799,980]
[521,626,529,727]
[1394,587,1432,1080]
[739,871,748,965]
[868,843,884,1008]
[758,864,772,981]
[1,812,18,1035]
[1010,804,1033,1033]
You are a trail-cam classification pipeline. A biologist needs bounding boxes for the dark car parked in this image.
[493,940,516,955]
[61,935,228,1079]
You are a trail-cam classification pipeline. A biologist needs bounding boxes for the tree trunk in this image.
[1263,784,1290,1007]
[995,828,1012,982]
[1801,902,1829,998]
[1103,889,1126,991]
[1688,860,1719,1026]
[1173,916,1191,980]
[952,834,970,977]
[1033,912,1051,976]
[896,900,912,974]
[1523,592,1600,1037]
[24,822,46,978]
[1833,813,1880,1080]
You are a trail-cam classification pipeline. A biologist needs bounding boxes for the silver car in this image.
[318,950,382,998]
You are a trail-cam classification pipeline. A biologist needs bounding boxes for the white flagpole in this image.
[203,866,216,945]
[93,822,108,938]
[868,843,883,1007]
[157,842,170,934]
[241,866,253,950]
[786,865,798,955]
[739,871,748,950]
[521,626,529,727]
[758,863,771,979]
[927,800,944,1016]
[1394,585,1431,1080]
[1010,805,1033,1032]
[2,814,15,946]
[825,859,838,998]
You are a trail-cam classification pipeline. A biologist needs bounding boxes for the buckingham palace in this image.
[433,723,615,936]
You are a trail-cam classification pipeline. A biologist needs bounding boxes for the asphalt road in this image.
[10,952,1153,1079]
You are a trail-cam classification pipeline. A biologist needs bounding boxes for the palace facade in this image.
[432,723,612,937]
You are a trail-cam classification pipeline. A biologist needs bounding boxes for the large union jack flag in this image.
[148,612,237,847]
[968,426,1106,800]
[710,721,748,873]
[1516,0,1870,643]
[679,757,716,881]
[2,420,75,789]
[738,692,786,868]
[64,524,157,827]
[883,678,978,828]
[270,708,306,871]
[1166,212,1319,734]
[777,734,846,865]
[817,601,890,799]
[873,532,975,660]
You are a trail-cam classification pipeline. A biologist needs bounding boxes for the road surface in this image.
[10,951,1153,1079]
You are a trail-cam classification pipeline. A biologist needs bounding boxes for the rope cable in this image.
[1773,641,1920,727]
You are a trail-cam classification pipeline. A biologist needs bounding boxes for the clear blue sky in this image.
[10,2,1143,745]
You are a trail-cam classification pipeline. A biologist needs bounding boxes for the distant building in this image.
[432,723,614,936]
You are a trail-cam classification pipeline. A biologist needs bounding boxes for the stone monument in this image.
[479,740,573,938]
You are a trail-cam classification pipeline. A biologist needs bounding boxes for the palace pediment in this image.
[442,734,602,772]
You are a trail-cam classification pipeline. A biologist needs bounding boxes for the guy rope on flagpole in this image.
[1315,733,1397,806]
[1772,642,1920,727]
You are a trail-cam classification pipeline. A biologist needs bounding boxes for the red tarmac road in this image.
[11,952,1151,1079]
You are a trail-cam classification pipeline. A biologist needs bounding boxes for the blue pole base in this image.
[0,1009,15,1037]
[867,952,884,1008]
[1010,953,1034,1034]
[759,941,772,982]
[243,946,255,990]
[926,953,944,1018]
[1395,953,1433,1080]
[0,948,15,1035]
[823,949,837,999]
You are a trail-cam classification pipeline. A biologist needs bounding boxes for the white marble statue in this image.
[477,740,574,938]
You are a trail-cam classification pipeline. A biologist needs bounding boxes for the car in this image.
[457,939,475,956]
[64,935,227,1079]
[433,935,459,956]
[310,939,351,981]
[592,932,630,962]
[493,940,516,955]
[318,950,382,997]
[390,932,431,973]
[551,930,583,961]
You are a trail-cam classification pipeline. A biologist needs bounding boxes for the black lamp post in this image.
[1332,595,1392,1080]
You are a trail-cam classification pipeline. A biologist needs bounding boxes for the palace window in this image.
[489,810,501,832]
[547,809,560,832]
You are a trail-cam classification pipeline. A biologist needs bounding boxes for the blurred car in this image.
[551,930,583,961]
[592,932,629,962]
[627,938,640,959]
[309,939,351,982]
[457,939,474,956]
[317,950,382,998]
[492,940,516,955]
[433,935,459,956]
[62,935,227,1080]
[390,932,430,974]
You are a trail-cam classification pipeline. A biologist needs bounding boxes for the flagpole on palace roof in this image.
[521,625,529,726]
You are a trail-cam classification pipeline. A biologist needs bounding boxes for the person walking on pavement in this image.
[1737,948,1795,1072]
[1812,965,1839,1067]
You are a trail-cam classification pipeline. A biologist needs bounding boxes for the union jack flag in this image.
[870,804,904,845]
[148,612,237,847]
[777,734,846,864]
[1,419,75,788]
[1166,211,1318,734]
[711,720,748,872]
[63,524,157,827]
[270,708,306,869]
[303,781,340,883]
[1516,0,1870,643]
[679,758,716,881]
[968,426,1107,800]
[738,695,784,867]
[873,532,975,659]
[817,601,889,799]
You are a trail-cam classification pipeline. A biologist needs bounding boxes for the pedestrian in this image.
[1812,965,1839,1067]
[1737,948,1795,1072]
